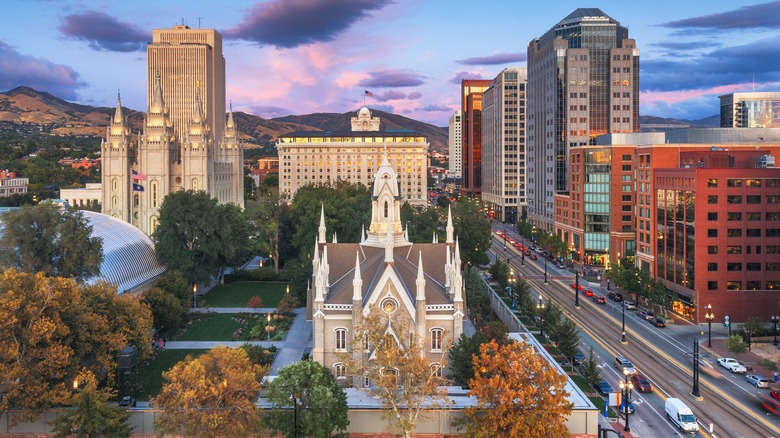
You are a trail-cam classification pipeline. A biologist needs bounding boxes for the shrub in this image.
[247,295,264,309]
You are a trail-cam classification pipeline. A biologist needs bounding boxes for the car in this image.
[529,253,538,260]
[738,360,754,373]
[650,317,666,327]
[614,356,636,374]
[509,239,516,245]
[637,309,654,320]
[630,374,654,393]
[573,352,585,366]
[592,295,607,304]
[595,380,613,396]
[770,389,780,402]
[557,262,566,269]
[524,250,532,256]
[746,374,771,388]
[608,292,623,302]
[583,289,594,297]
[718,357,748,373]
[619,399,635,415]
[495,230,504,236]
[623,300,636,310]
[570,283,584,291]
[118,395,136,407]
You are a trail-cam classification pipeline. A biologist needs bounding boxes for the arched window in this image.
[150,216,158,235]
[334,328,347,351]
[430,328,443,351]
[112,196,118,209]
[384,201,388,218]
[430,362,443,378]
[151,181,158,208]
[112,178,118,192]
[192,178,198,190]
[333,363,346,379]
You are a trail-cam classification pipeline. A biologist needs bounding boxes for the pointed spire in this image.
[454,237,461,270]
[318,204,327,243]
[416,250,426,301]
[446,205,454,244]
[227,101,235,129]
[404,224,409,241]
[150,71,165,114]
[333,232,337,243]
[192,90,204,124]
[312,238,320,269]
[445,245,451,288]
[113,91,123,124]
[352,251,362,301]
[361,224,366,243]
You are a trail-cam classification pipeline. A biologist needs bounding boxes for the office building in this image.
[460,79,492,195]
[448,110,462,178]
[527,8,639,232]
[276,107,428,205]
[0,170,28,198]
[719,92,780,128]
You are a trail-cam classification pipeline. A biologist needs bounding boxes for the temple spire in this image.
[446,205,454,244]
[318,204,327,243]
[150,71,165,114]
[113,91,123,124]
[352,251,362,301]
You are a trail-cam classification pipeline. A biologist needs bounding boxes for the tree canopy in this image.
[49,370,131,438]
[0,202,103,281]
[463,339,572,437]
[153,347,267,438]
[452,197,492,266]
[153,190,251,285]
[264,360,350,438]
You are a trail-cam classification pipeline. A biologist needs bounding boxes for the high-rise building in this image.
[102,26,243,236]
[527,8,639,231]
[147,25,226,142]
[448,110,462,178]
[461,79,492,195]
[481,68,527,223]
[719,92,780,128]
[276,108,428,205]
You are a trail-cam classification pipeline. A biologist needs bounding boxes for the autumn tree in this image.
[343,311,450,438]
[463,339,572,437]
[49,370,132,438]
[247,295,264,311]
[264,360,350,438]
[0,201,103,281]
[153,347,267,438]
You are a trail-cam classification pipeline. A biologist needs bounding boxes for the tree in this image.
[343,311,450,437]
[153,190,249,285]
[580,348,601,388]
[141,287,182,332]
[0,202,102,281]
[448,332,488,387]
[247,295,264,311]
[245,191,282,274]
[277,291,299,315]
[552,319,579,371]
[725,334,747,355]
[400,203,443,243]
[452,197,492,266]
[264,360,350,438]
[462,339,572,437]
[154,270,191,311]
[50,370,131,438]
[742,316,767,336]
[540,302,564,341]
[489,260,510,292]
[153,347,267,438]
[464,267,490,327]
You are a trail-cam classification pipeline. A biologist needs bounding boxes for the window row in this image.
[333,327,444,351]
[708,281,780,291]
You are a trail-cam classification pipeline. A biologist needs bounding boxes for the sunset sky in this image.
[2,0,779,126]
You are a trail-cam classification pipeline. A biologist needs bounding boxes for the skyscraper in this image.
[461,79,492,195]
[481,68,527,223]
[448,110,462,178]
[527,8,639,231]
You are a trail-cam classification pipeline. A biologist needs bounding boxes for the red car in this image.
[529,254,538,260]
[630,374,653,393]
[518,245,526,251]
[524,250,532,256]
[583,289,594,297]
[570,283,583,291]
[591,295,606,304]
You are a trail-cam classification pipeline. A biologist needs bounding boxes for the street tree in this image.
[489,259,510,292]
[552,319,580,371]
[725,334,748,355]
[452,197,492,266]
[462,339,572,437]
[343,311,450,438]
[742,316,767,336]
[153,190,250,285]
[264,360,349,438]
[50,370,131,438]
[153,347,267,438]
[0,201,102,281]
[580,347,601,388]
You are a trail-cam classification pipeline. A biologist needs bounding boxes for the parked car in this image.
[573,352,585,366]
[595,380,613,396]
[592,295,607,304]
[608,292,623,302]
[650,317,667,327]
[746,374,771,388]
[630,374,653,393]
[637,309,654,320]
[623,300,637,310]
[614,356,636,374]
[718,357,748,373]
[118,395,136,407]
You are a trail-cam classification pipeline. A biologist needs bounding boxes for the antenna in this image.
[197,17,203,28]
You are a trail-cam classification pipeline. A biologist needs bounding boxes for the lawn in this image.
[134,349,204,400]
[201,281,289,308]
[174,313,258,341]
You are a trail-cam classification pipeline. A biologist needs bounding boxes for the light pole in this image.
[537,297,545,338]
[620,368,633,432]
[544,257,548,284]
[575,271,580,308]
[691,338,701,398]
[772,316,780,346]
[192,283,197,308]
[621,299,627,344]
[705,305,714,348]
[503,223,507,253]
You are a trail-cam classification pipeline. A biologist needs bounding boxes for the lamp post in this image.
[503,223,507,253]
[772,316,780,346]
[691,338,701,398]
[620,369,633,432]
[621,299,627,344]
[544,257,548,284]
[705,304,714,348]
[286,284,290,295]
[575,271,580,308]
[537,297,545,337]
[521,251,525,266]
[192,283,197,308]
[266,313,274,340]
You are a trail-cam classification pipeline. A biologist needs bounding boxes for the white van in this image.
[665,398,699,435]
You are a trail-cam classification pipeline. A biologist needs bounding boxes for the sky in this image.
[1,0,779,126]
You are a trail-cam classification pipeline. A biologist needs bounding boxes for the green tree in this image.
[448,332,488,387]
[552,319,579,371]
[489,260,510,292]
[464,267,490,327]
[245,191,282,274]
[153,190,249,285]
[50,370,131,438]
[580,348,601,388]
[0,202,103,281]
[154,270,191,311]
[264,360,349,438]
[540,302,564,340]
[725,334,747,355]
[400,203,443,243]
[742,317,767,336]
[141,287,182,333]
[452,197,492,266]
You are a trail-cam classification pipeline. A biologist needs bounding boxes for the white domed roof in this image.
[358,107,371,118]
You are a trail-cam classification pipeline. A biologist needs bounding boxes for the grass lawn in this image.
[571,374,592,392]
[174,313,257,341]
[201,281,288,308]
[135,349,204,400]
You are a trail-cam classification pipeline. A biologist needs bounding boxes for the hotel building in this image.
[460,79,492,195]
[448,110,462,178]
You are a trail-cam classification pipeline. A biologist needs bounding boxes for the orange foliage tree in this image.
[462,339,572,437]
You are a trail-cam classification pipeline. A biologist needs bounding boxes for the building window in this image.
[151,181,158,208]
[768,195,780,204]
[727,229,742,237]
[431,328,443,351]
[707,195,718,204]
[192,178,198,191]
[708,229,718,237]
[708,281,718,290]
[747,263,761,271]
[384,201,388,218]
[767,263,780,272]
[707,246,718,254]
[747,195,761,204]
[707,263,718,271]
[727,263,742,271]
[707,179,718,187]
[747,281,761,290]
[333,363,347,379]
[112,196,118,209]
[727,179,742,188]
[335,328,347,351]
[707,213,718,221]
[727,196,742,204]
[150,216,158,235]
[726,281,742,291]
[430,363,442,378]
[727,246,742,254]
[112,178,118,192]
[727,212,742,221]
[747,229,761,237]
[768,281,780,290]
[767,229,780,237]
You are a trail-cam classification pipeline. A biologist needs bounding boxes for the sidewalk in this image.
[702,336,780,381]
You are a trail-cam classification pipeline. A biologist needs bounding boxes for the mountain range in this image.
[0,86,718,154]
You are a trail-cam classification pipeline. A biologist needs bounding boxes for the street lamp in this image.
[574,271,580,308]
[621,298,627,344]
[705,305,714,348]
[503,223,507,253]
[537,297,545,338]
[286,284,290,295]
[620,368,633,432]
[604,247,609,270]
[772,316,780,346]
[192,283,198,308]
[544,257,548,284]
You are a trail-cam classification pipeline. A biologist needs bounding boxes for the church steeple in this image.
[113,91,124,124]
[150,72,165,114]
[362,151,410,248]
[446,205,454,244]
[319,204,327,243]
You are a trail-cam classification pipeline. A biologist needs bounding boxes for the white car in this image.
[718,357,748,373]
